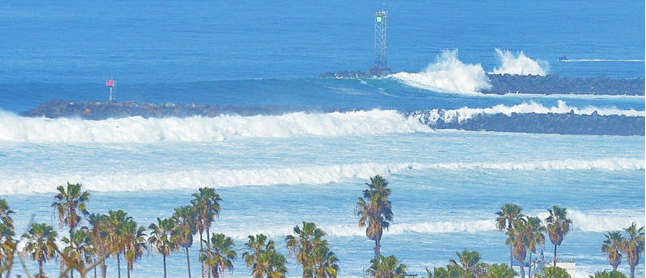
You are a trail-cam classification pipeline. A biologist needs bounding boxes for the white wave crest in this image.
[491,49,549,76]
[1,158,641,195]
[0,110,430,143]
[390,49,492,94]
[412,100,644,123]
[217,209,645,240]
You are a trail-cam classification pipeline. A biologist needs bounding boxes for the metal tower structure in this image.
[106,79,116,102]
[372,10,389,74]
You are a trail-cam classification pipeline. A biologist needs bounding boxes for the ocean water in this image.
[0,0,644,278]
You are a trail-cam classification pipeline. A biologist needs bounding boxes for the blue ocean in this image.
[0,0,644,277]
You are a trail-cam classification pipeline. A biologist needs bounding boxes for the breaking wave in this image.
[0,110,430,143]
[410,100,644,123]
[390,49,492,94]
[491,49,549,76]
[218,209,644,240]
[1,158,641,195]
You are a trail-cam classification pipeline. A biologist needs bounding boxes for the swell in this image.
[1,158,641,195]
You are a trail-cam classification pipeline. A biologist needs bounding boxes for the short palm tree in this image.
[22,223,59,278]
[506,221,528,278]
[200,233,236,278]
[589,270,627,278]
[484,263,516,278]
[61,228,92,278]
[496,203,524,267]
[449,249,488,278]
[546,206,572,267]
[356,175,393,260]
[106,210,132,278]
[602,231,624,271]
[543,266,571,278]
[366,255,406,278]
[285,221,327,278]
[172,205,197,278]
[620,222,644,278]
[88,213,112,278]
[310,245,339,278]
[243,234,286,278]
[148,217,178,278]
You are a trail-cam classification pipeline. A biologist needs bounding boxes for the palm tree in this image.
[496,203,524,267]
[525,216,546,277]
[285,222,327,278]
[448,249,488,278]
[243,234,287,278]
[620,222,644,278]
[148,217,178,278]
[484,264,516,278]
[589,270,627,278]
[602,231,624,271]
[52,182,90,235]
[355,175,393,260]
[22,223,59,278]
[120,220,146,278]
[310,245,339,278]
[0,199,15,278]
[106,210,132,278]
[546,206,572,267]
[192,188,222,278]
[543,266,571,278]
[88,213,110,278]
[61,228,92,278]
[200,233,236,278]
[506,220,528,278]
[172,205,197,278]
[191,188,222,245]
[366,255,406,278]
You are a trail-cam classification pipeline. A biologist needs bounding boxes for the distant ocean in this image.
[0,0,643,277]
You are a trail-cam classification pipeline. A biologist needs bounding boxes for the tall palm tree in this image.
[496,203,524,268]
[602,231,624,271]
[88,213,111,278]
[243,234,287,278]
[546,206,572,267]
[366,255,407,278]
[22,223,59,278]
[620,222,644,278]
[120,220,146,278]
[200,233,236,278]
[52,182,90,235]
[191,188,221,245]
[285,222,327,278]
[106,210,132,278]
[525,216,546,277]
[191,188,221,278]
[355,175,393,260]
[148,217,178,278]
[172,205,197,278]
[506,221,529,278]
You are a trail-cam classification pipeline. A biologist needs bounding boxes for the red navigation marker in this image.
[106,79,114,87]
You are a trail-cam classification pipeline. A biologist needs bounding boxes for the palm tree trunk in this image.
[630,264,635,278]
[374,238,381,260]
[509,245,513,268]
[39,260,44,278]
[199,231,205,278]
[519,259,525,278]
[93,256,97,278]
[127,267,131,278]
[213,266,219,278]
[186,246,192,278]
[206,227,211,246]
[117,253,122,278]
[101,261,107,278]
[553,245,558,267]
[163,254,167,278]
[528,252,532,277]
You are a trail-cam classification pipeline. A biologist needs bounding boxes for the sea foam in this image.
[1,158,641,195]
[491,49,549,76]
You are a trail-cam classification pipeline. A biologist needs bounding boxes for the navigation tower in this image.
[106,79,116,102]
[370,10,389,75]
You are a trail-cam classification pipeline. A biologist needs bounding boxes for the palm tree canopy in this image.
[355,175,393,241]
[543,266,571,278]
[0,199,14,229]
[484,263,517,278]
[171,205,196,249]
[285,222,327,269]
[602,231,624,269]
[589,270,628,278]
[148,218,177,257]
[546,206,572,246]
[366,255,407,278]
[51,182,90,232]
[22,223,59,264]
[495,203,524,231]
[620,222,645,269]
[200,233,237,277]
[449,249,482,273]
[191,187,222,233]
